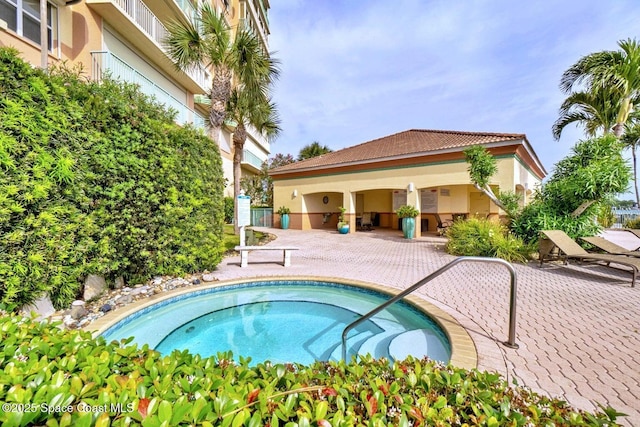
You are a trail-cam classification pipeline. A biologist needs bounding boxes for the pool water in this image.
[101,280,451,365]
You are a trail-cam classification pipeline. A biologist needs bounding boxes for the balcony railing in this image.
[242,149,264,170]
[108,0,208,90]
[91,51,205,131]
[174,0,197,21]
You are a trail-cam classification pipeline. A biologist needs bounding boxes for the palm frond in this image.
[164,17,204,71]
[199,2,231,67]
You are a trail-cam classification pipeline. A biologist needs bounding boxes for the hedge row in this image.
[0,48,225,308]
[0,315,622,426]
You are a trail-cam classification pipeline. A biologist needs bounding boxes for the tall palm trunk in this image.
[232,124,248,233]
[633,145,640,207]
[209,65,233,142]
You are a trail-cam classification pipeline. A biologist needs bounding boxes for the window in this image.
[0,0,57,51]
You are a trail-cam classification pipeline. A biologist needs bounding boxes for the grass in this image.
[222,224,269,252]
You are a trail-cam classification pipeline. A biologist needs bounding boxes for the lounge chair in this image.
[435,214,454,236]
[623,228,640,242]
[539,230,640,287]
[580,236,640,257]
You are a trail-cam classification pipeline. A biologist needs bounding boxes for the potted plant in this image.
[337,206,349,234]
[277,206,291,229]
[396,205,419,239]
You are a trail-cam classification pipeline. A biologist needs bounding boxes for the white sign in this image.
[392,190,407,211]
[237,195,251,227]
[420,189,438,213]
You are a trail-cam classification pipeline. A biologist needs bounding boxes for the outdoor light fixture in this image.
[292,189,298,197]
[408,182,415,192]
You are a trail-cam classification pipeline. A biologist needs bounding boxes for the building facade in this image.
[0,0,271,196]
[270,129,547,237]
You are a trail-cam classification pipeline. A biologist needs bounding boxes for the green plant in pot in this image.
[396,205,419,239]
[277,206,291,229]
[337,206,349,234]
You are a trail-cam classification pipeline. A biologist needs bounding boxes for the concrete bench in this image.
[234,246,299,267]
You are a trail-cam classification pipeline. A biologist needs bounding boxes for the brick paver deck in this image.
[215,227,640,425]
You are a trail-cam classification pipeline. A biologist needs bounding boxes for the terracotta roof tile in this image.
[270,129,526,174]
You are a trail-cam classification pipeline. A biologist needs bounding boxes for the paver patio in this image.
[213,227,640,426]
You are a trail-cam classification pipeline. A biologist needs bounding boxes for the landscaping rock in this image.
[56,273,207,331]
[202,273,216,282]
[70,300,87,319]
[83,275,107,301]
[21,294,55,320]
[114,276,125,289]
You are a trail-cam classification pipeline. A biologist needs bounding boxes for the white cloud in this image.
[269,0,640,173]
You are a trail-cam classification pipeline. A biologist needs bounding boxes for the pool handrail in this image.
[340,256,519,362]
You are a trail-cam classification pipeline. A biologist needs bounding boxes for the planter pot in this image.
[280,214,290,229]
[338,224,350,234]
[402,217,415,239]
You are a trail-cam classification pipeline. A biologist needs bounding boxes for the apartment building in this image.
[0,0,272,196]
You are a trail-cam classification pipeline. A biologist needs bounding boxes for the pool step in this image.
[388,329,450,362]
[331,331,399,361]
[328,330,376,361]
[333,328,451,363]
[356,331,400,358]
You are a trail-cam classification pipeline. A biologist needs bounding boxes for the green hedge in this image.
[445,218,532,263]
[0,48,225,308]
[0,315,623,426]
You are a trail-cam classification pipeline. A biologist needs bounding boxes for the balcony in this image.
[242,149,265,172]
[86,0,209,94]
[91,51,205,131]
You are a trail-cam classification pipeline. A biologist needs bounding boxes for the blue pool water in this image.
[101,280,451,365]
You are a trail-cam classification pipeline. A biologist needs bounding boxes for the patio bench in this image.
[234,246,299,267]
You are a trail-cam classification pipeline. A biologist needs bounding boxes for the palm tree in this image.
[621,120,640,205]
[552,89,619,140]
[298,141,332,160]
[560,38,640,137]
[227,87,281,232]
[164,4,279,142]
[165,5,279,232]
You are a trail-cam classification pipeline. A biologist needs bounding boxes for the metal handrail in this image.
[341,256,519,361]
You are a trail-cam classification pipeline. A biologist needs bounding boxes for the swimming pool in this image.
[99,279,453,365]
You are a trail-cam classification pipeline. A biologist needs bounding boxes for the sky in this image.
[268,0,640,193]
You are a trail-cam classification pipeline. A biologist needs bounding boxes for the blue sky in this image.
[268,0,640,193]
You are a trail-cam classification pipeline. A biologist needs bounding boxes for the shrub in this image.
[0,315,623,426]
[511,201,601,243]
[395,205,419,218]
[625,217,640,229]
[223,196,234,223]
[596,203,616,228]
[0,48,225,308]
[446,218,532,263]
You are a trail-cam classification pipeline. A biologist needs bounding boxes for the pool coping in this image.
[87,276,478,369]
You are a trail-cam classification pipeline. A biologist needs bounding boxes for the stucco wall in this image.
[272,154,542,233]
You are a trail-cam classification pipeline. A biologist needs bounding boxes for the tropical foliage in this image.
[165,4,280,233]
[0,314,623,426]
[463,146,521,218]
[0,48,225,308]
[556,37,640,204]
[552,88,620,140]
[298,141,332,160]
[445,218,532,263]
[512,135,630,242]
[559,38,640,137]
[395,205,419,218]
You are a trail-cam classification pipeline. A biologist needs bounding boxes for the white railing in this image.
[242,149,264,170]
[91,51,205,131]
[110,0,209,91]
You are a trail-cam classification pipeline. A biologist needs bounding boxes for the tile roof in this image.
[270,129,527,174]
